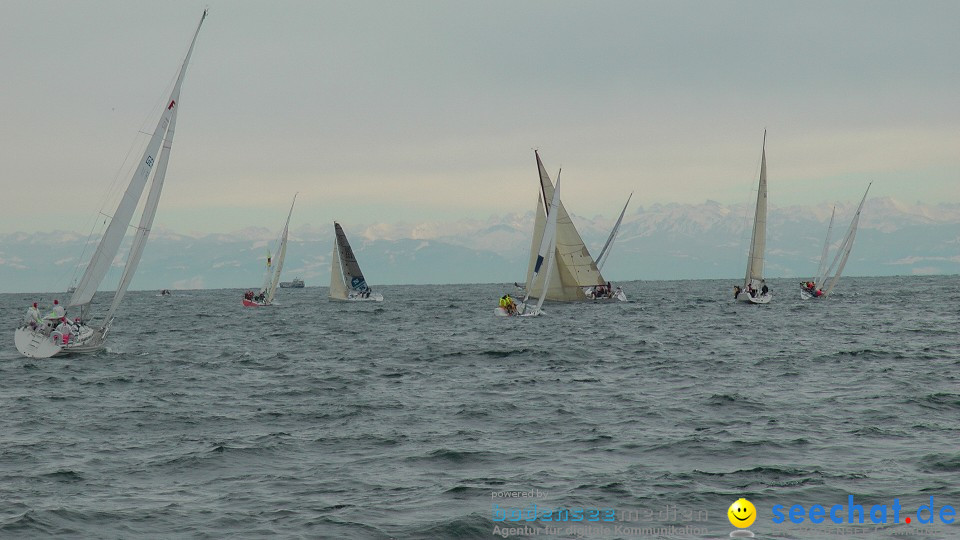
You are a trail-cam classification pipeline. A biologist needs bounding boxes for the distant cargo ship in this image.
[279,277,305,288]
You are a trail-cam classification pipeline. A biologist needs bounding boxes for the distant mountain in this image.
[1,197,957,293]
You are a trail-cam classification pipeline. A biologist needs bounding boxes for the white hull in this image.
[14,325,105,359]
[331,292,383,302]
[736,292,772,304]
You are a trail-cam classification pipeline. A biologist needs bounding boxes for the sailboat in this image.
[243,194,297,307]
[734,132,772,304]
[497,177,562,317]
[801,183,871,299]
[14,11,207,359]
[329,222,383,302]
[523,151,626,303]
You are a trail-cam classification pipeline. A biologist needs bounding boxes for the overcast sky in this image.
[2,0,958,235]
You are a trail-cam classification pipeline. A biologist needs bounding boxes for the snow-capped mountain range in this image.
[1,197,957,293]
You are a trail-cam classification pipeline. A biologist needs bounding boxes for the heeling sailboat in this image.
[14,11,207,359]
[329,222,383,302]
[243,194,297,307]
[801,183,871,299]
[497,177,562,317]
[801,206,835,299]
[523,151,626,303]
[734,131,772,304]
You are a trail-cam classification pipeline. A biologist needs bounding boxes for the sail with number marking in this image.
[70,12,206,317]
[15,10,207,358]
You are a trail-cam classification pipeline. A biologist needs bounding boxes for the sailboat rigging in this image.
[14,10,208,358]
[329,222,383,302]
[596,192,633,271]
[734,131,772,304]
[497,177,562,317]
[523,151,626,303]
[801,183,871,299]
[243,194,298,307]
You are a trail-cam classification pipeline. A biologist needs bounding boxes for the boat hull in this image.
[14,325,105,358]
[494,303,543,317]
[330,292,383,302]
[800,287,824,300]
[736,292,772,304]
[242,299,272,307]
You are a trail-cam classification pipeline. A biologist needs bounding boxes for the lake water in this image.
[1,276,958,538]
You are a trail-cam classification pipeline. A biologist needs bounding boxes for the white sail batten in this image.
[266,194,297,303]
[525,151,605,301]
[69,11,206,311]
[823,184,871,296]
[743,131,768,289]
[596,192,633,271]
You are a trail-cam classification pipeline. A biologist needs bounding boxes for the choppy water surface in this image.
[1,276,959,539]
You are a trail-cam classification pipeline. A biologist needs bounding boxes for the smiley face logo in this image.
[727,498,756,528]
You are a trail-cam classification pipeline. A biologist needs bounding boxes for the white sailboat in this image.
[243,194,297,307]
[801,183,871,299]
[14,11,207,359]
[496,177,562,317]
[734,132,772,304]
[523,151,626,303]
[329,222,383,302]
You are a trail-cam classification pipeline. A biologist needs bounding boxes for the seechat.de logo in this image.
[772,496,955,525]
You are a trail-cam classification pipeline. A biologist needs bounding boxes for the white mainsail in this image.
[596,192,633,271]
[524,151,605,301]
[104,105,179,327]
[821,183,871,296]
[70,11,206,320]
[520,178,561,316]
[743,131,768,292]
[813,206,836,288]
[263,194,297,304]
[15,11,206,358]
[329,238,348,299]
